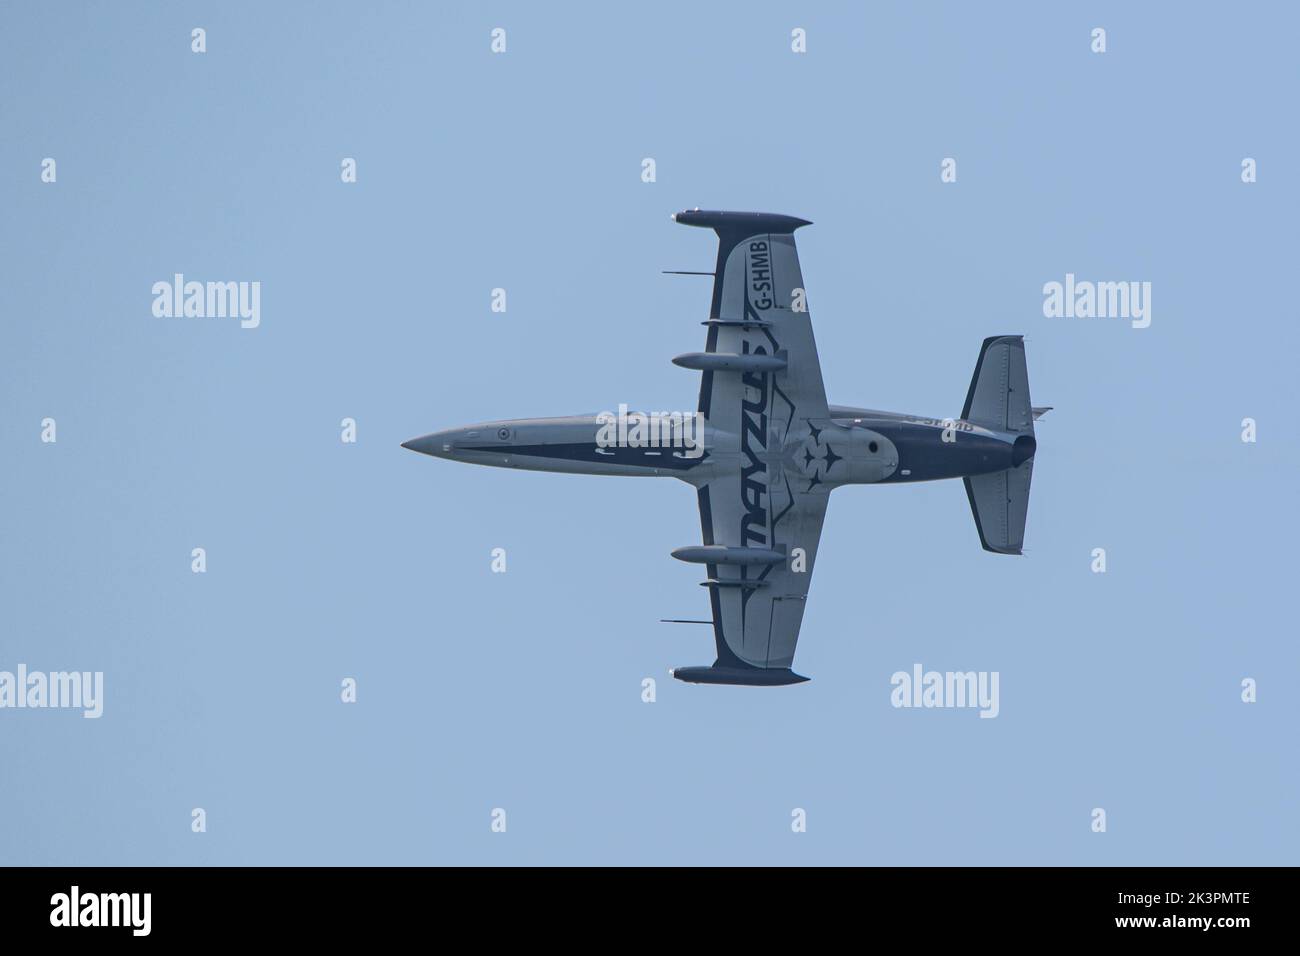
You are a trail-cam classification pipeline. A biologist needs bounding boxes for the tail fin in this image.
[961,336,1038,555]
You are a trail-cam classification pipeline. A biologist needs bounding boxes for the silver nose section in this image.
[400,431,452,458]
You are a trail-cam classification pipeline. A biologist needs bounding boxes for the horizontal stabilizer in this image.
[964,463,1033,555]
[960,336,1040,554]
[962,335,1034,433]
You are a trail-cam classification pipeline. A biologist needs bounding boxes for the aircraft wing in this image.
[673,210,830,431]
[669,211,832,685]
[675,476,829,685]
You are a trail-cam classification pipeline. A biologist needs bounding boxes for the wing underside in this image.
[677,211,829,430]
[691,478,828,680]
[670,211,831,685]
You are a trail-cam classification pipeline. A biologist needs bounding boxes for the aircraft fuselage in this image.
[401,408,1030,488]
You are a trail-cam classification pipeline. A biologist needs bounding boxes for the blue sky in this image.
[1,2,1296,864]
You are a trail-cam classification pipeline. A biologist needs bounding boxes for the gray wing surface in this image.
[695,476,829,673]
[675,210,829,432]
[673,211,831,682]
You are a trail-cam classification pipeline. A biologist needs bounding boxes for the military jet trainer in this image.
[402,210,1048,686]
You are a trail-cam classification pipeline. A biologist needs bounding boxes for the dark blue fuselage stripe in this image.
[460,443,708,471]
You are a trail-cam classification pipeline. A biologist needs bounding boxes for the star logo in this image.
[799,425,841,491]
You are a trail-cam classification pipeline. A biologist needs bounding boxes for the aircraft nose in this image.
[400,431,450,457]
